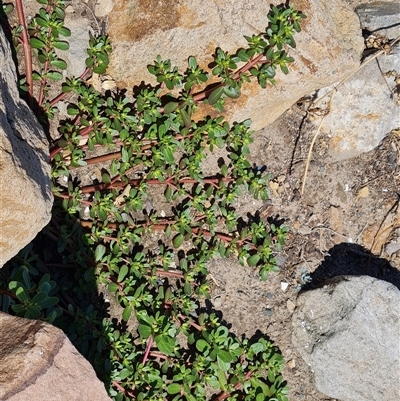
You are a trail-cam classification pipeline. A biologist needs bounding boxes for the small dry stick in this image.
[301,34,400,195]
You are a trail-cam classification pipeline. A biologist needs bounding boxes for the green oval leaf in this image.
[15,286,29,303]
[167,383,182,395]
[53,41,69,51]
[108,282,119,293]
[32,72,42,81]
[102,173,111,183]
[46,71,63,81]
[155,334,175,355]
[180,108,192,128]
[188,56,197,70]
[40,296,59,309]
[122,304,132,321]
[162,146,175,164]
[118,265,129,282]
[247,254,260,266]
[138,324,152,339]
[30,38,46,49]
[217,349,232,363]
[196,339,209,352]
[58,26,71,37]
[217,355,231,371]
[223,86,240,99]
[164,102,179,114]
[220,164,228,177]
[164,185,172,202]
[50,59,68,70]
[94,244,106,262]
[208,86,224,105]
[118,368,131,380]
[173,233,184,248]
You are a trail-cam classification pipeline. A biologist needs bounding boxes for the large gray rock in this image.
[0,26,53,267]
[0,312,111,401]
[319,43,400,161]
[356,1,400,39]
[106,0,364,131]
[292,275,400,401]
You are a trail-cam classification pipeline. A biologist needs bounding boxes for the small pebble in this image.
[298,226,312,235]
[287,299,296,312]
[287,359,296,369]
[275,255,287,266]
[94,0,114,18]
[213,296,222,308]
[281,282,289,292]
[263,308,273,316]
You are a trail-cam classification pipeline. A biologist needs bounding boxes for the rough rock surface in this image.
[0,26,53,267]
[106,0,364,130]
[0,312,111,401]
[291,275,400,401]
[95,0,114,18]
[60,11,92,78]
[318,44,400,161]
[356,1,400,39]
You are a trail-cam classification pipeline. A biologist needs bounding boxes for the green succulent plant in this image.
[0,1,305,399]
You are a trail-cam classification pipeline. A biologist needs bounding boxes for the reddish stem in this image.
[232,54,265,80]
[0,288,17,299]
[111,381,135,398]
[37,21,54,107]
[49,121,103,160]
[177,314,203,331]
[216,370,254,401]
[78,175,233,194]
[149,351,168,360]
[49,67,91,107]
[142,335,153,365]
[77,218,254,250]
[15,0,33,108]
[190,53,265,104]
[38,59,49,106]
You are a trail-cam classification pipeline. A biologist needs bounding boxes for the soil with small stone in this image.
[204,107,400,401]
[6,1,400,400]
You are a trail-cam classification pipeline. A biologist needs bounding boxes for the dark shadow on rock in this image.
[0,75,52,203]
[0,20,52,203]
[301,242,400,291]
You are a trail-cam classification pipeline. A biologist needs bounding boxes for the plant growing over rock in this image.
[0,1,305,399]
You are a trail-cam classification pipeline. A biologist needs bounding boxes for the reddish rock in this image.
[0,312,111,401]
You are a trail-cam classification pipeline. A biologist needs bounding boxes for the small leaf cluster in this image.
[0,244,61,323]
[28,0,71,86]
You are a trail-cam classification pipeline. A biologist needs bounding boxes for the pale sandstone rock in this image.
[106,0,364,130]
[0,26,53,267]
[0,312,111,401]
[95,0,114,18]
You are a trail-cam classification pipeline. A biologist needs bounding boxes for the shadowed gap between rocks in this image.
[300,242,400,292]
